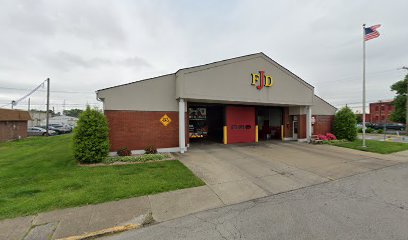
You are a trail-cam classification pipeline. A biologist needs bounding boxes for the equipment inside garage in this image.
[188,104,224,142]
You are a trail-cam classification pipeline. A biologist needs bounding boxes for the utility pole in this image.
[46,78,50,136]
[404,67,408,136]
[28,98,30,111]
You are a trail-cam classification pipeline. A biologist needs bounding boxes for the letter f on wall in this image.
[251,73,260,86]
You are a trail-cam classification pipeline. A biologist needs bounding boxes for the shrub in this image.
[365,127,373,133]
[317,134,328,140]
[333,106,357,141]
[73,106,109,163]
[357,128,363,133]
[144,145,157,154]
[326,133,337,140]
[117,147,131,156]
[377,129,384,134]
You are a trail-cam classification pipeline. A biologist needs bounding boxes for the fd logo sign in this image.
[160,114,172,127]
[251,71,273,90]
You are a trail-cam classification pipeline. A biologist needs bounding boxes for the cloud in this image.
[0,0,407,113]
[39,51,151,71]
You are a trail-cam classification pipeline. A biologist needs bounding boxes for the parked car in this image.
[28,127,56,136]
[49,124,72,133]
[371,123,406,131]
[385,123,405,131]
[37,126,65,135]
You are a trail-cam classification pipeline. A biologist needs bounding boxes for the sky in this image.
[0,0,407,113]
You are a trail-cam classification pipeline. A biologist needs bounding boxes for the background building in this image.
[49,115,79,127]
[0,108,31,142]
[366,100,395,124]
[28,110,47,127]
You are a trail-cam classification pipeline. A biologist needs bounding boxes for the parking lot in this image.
[179,141,407,205]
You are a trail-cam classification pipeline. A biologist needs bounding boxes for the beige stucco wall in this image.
[312,95,337,115]
[289,95,336,116]
[176,54,314,106]
[97,74,178,111]
[289,106,307,115]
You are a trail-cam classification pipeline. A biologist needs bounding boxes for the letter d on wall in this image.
[265,76,273,87]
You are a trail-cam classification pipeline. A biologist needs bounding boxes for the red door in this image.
[226,106,256,144]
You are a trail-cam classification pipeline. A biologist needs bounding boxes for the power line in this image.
[0,86,93,94]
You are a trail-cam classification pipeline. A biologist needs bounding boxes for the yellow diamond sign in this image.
[160,114,172,127]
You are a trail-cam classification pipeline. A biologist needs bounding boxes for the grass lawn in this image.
[328,139,408,154]
[0,134,204,220]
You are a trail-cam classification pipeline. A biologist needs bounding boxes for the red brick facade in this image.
[298,115,307,139]
[105,109,334,151]
[283,107,292,138]
[0,121,28,142]
[312,115,334,135]
[105,110,179,151]
[291,114,334,139]
[368,101,395,123]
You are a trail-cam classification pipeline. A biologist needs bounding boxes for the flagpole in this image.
[362,24,367,148]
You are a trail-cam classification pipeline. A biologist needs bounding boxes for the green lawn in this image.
[328,139,408,154]
[0,134,204,220]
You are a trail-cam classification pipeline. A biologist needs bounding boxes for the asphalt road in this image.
[103,162,408,240]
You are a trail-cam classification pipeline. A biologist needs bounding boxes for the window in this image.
[375,106,379,111]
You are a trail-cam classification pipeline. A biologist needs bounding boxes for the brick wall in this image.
[369,101,395,123]
[0,121,28,142]
[283,107,292,138]
[312,115,334,135]
[298,115,307,139]
[105,110,179,151]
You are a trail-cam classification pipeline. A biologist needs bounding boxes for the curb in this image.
[56,224,142,240]
[56,211,154,240]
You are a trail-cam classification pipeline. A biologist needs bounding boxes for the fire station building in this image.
[96,53,336,153]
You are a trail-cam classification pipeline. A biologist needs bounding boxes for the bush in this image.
[73,106,109,163]
[144,145,157,154]
[365,127,373,133]
[317,134,328,140]
[357,128,363,133]
[377,129,384,134]
[326,133,337,140]
[117,147,131,156]
[333,106,357,141]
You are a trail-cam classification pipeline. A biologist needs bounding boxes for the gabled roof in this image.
[0,108,32,121]
[176,52,314,90]
[97,52,314,92]
[314,94,337,110]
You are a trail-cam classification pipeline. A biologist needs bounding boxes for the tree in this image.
[73,106,109,163]
[333,106,357,141]
[355,114,363,123]
[389,74,407,123]
[63,108,84,118]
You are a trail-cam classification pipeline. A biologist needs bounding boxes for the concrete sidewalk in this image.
[0,185,224,240]
[1,144,408,240]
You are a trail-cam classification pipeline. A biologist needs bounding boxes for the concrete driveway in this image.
[179,141,406,205]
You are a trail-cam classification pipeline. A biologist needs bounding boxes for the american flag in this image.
[364,24,381,41]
